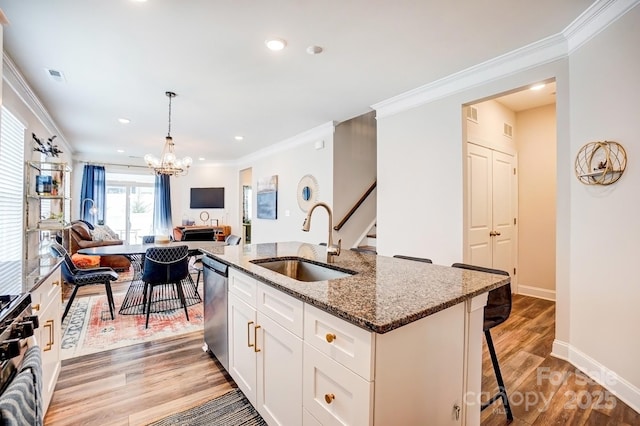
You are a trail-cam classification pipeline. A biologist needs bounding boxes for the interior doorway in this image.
[463,81,557,300]
[239,168,252,244]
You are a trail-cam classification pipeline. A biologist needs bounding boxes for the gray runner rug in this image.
[148,388,267,426]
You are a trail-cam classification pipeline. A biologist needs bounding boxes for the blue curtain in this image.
[153,174,173,235]
[79,165,106,225]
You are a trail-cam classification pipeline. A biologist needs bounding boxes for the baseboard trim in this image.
[517,285,556,301]
[551,339,640,414]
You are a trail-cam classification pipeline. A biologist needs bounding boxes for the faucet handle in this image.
[336,239,341,256]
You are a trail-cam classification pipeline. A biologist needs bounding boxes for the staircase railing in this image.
[333,181,376,231]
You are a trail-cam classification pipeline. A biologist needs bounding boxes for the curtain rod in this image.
[77,160,149,169]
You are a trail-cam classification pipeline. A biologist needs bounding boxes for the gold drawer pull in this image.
[254,325,261,353]
[325,333,337,343]
[248,321,254,348]
[43,319,54,352]
[324,393,335,404]
[32,304,41,312]
[52,280,60,287]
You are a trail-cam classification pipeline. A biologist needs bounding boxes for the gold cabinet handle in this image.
[32,304,41,312]
[324,393,335,404]
[43,319,54,352]
[489,230,502,237]
[247,321,254,348]
[52,280,60,287]
[325,333,337,343]
[254,325,261,353]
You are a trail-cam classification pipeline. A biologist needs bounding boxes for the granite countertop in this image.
[0,257,62,296]
[200,241,509,334]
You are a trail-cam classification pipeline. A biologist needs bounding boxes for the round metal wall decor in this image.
[297,174,319,212]
[575,141,626,185]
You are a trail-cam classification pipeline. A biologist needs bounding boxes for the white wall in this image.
[565,4,640,408]
[240,125,334,245]
[170,164,239,232]
[516,104,556,297]
[333,111,377,248]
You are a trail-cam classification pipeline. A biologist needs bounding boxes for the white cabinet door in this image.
[31,267,62,415]
[228,292,257,405]
[256,312,303,426]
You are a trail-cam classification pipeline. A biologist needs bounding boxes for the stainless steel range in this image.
[0,293,39,394]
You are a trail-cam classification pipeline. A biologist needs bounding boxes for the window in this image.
[0,106,26,293]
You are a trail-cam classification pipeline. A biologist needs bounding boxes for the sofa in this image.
[64,221,131,271]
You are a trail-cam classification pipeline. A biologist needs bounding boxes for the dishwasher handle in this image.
[202,256,229,277]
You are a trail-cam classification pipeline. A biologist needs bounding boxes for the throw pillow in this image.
[91,225,119,242]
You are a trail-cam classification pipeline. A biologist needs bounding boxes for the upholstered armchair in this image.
[64,220,131,271]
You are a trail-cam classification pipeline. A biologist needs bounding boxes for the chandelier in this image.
[144,91,193,176]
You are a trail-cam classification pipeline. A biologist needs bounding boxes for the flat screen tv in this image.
[190,187,225,209]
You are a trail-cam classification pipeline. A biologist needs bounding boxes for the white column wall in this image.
[566,4,640,407]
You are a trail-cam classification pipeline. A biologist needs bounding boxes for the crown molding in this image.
[235,121,336,166]
[563,0,640,53]
[373,0,637,119]
[2,52,74,155]
[373,33,567,119]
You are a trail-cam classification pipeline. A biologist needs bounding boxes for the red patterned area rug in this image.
[61,292,204,359]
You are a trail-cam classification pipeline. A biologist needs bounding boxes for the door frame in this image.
[462,115,519,292]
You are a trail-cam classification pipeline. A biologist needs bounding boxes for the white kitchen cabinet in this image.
[30,265,62,415]
[228,267,488,426]
[228,269,304,425]
[228,292,258,404]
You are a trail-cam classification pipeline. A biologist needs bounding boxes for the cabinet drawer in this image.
[304,304,374,380]
[257,283,303,338]
[31,270,62,313]
[303,344,373,426]
[229,268,257,306]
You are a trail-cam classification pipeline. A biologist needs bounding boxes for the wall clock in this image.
[575,141,627,185]
[297,174,319,212]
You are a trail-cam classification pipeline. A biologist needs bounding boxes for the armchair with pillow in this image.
[64,220,131,271]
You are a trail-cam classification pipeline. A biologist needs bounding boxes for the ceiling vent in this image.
[45,68,66,83]
[503,123,513,138]
[466,106,478,123]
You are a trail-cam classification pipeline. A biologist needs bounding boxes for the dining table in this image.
[78,241,227,315]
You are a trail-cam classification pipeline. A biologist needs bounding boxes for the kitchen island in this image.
[200,241,509,426]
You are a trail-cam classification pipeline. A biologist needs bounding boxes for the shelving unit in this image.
[24,161,71,266]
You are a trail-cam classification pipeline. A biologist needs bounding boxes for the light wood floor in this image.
[46,289,639,425]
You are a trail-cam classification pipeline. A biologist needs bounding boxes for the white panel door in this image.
[492,150,516,275]
[466,143,493,268]
[466,143,517,280]
[228,293,257,405]
[256,312,303,425]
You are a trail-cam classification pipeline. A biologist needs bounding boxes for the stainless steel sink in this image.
[251,257,356,282]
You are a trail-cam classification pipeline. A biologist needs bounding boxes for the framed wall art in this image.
[257,175,278,219]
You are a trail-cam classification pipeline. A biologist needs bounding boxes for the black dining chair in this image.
[393,255,433,263]
[451,262,513,422]
[141,245,192,328]
[225,234,242,245]
[50,243,118,321]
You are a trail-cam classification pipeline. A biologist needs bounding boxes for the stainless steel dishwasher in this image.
[202,255,229,371]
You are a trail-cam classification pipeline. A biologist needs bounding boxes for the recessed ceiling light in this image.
[530,83,546,91]
[306,45,323,55]
[198,157,205,161]
[117,149,125,153]
[118,118,131,124]
[234,136,244,141]
[265,38,287,51]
